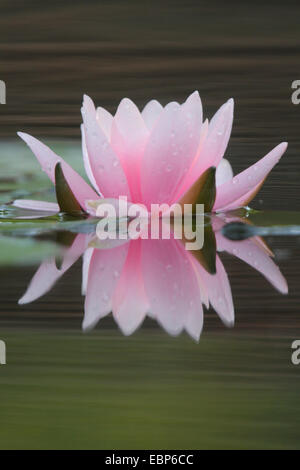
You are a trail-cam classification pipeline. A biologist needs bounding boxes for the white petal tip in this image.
[82,94,94,107]
[17,131,28,140]
[280,283,289,295]
[120,97,131,104]
[280,142,288,151]
[189,90,200,99]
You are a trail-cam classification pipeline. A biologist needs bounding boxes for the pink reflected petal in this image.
[19,233,89,304]
[189,255,210,309]
[81,247,94,295]
[200,255,235,326]
[216,232,288,294]
[112,239,149,335]
[83,243,129,331]
[142,239,202,336]
[184,304,204,342]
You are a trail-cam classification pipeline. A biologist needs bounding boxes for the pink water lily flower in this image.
[14,92,287,214]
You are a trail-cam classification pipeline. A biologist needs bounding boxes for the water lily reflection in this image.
[19,217,288,341]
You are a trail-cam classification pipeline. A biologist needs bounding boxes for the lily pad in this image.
[0,236,60,266]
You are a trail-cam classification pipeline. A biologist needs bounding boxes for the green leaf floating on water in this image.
[0,216,100,235]
[0,236,60,266]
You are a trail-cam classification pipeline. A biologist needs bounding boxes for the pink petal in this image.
[142,99,163,130]
[216,159,233,187]
[112,239,149,335]
[141,101,201,208]
[96,106,113,140]
[174,119,209,201]
[200,98,233,170]
[218,181,264,211]
[81,124,101,194]
[216,232,288,294]
[17,132,98,208]
[18,234,88,304]
[176,100,233,201]
[214,142,288,211]
[13,199,59,212]
[83,243,129,331]
[203,98,233,167]
[81,95,131,200]
[141,238,202,336]
[181,90,203,132]
[110,98,149,202]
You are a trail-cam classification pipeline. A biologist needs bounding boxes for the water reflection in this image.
[18,215,288,340]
